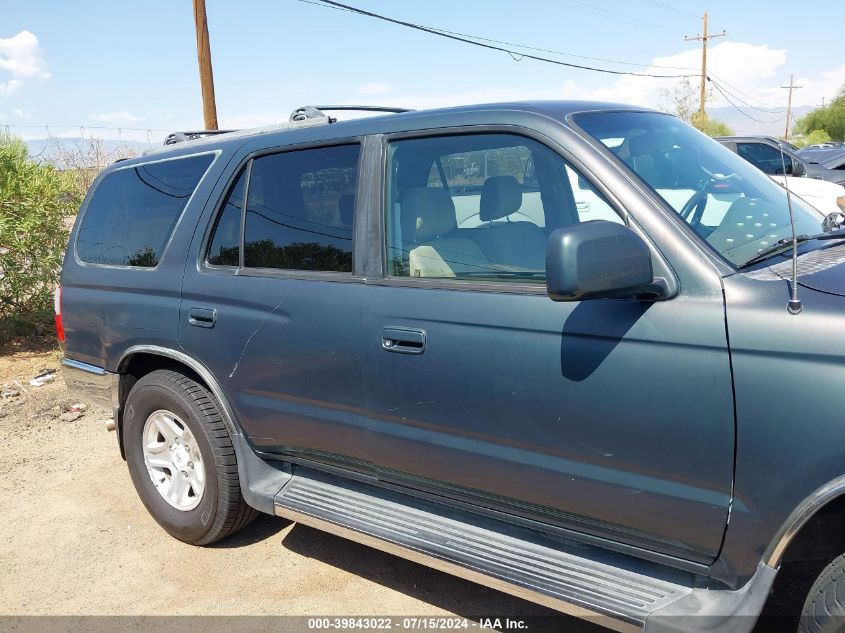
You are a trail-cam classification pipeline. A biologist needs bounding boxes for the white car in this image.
[716,136,845,217]
[770,174,845,216]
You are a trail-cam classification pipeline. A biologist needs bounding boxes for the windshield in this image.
[573,111,822,267]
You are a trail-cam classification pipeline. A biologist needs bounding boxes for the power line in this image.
[552,0,687,34]
[639,0,701,19]
[427,25,696,71]
[707,73,783,113]
[707,77,784,115]
[708,79,786,124]
[295,0,698,79]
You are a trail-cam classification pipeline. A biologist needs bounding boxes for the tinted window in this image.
[77,154,214,266]
[243,145,359,272]
[207,170,246,267]
[386,134,622,283]
[737,142,792,175]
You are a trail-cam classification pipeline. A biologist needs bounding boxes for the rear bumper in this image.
[61,357,119,416]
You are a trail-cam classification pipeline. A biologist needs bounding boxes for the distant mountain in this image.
[707,105,813,137]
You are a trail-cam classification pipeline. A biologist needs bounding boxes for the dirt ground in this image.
[0,342,607,632]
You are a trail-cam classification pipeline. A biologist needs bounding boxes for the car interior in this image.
[387,134,621,282]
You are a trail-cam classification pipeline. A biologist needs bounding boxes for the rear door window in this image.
[243,144,359,272]
[76,154,214,267]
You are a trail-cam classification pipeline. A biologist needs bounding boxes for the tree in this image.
[699,117,733,137]
[795,86,845,141]
[792,129,833,149]
[659,77,706,125]
[0,133,81,340]
[46,133,137,197]
[659,77,731,135]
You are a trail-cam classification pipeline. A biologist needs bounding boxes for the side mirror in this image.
[791,158,807,177]
[546,221,665,302]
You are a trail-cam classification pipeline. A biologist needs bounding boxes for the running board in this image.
[273,467,728,633]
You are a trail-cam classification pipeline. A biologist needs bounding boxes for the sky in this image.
[1,0,844,144]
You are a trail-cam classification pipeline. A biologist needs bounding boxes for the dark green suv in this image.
[59,102,845,633]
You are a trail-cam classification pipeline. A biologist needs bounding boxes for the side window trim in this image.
[204,161,249,269]
[239,158,252,270]
[75,150,220,270]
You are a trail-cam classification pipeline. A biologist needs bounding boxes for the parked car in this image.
[62,102,845,633]
[821,151,845,174]
[767,173,845,216]
[798,145,845,172]
[718,136,845,200]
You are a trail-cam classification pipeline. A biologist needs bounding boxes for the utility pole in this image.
[684,11,726,125]
[192,0,218,130]
[781,74,803,140]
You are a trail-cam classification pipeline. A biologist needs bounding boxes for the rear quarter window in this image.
[76,153,215,267]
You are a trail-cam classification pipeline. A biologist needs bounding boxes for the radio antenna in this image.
[780,148,802,315]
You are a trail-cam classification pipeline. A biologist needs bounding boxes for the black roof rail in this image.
[290,104,414,124]
[162,105,416,146]
[163,130,237,145]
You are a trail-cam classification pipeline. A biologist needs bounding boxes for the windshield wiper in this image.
[740,228,845,268]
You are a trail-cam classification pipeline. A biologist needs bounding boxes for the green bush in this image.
[0,134,81,341]
[796,86,845,141]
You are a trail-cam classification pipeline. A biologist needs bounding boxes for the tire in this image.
[799,553,845,633]
[123,369,257,545]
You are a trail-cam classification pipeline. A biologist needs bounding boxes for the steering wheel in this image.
[679,180,711,230]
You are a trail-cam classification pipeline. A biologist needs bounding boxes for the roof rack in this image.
[161,105,415,146]
[290,104,414,124]
[163,130,237,145]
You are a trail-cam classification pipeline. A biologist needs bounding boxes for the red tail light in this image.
[54,285,65,343]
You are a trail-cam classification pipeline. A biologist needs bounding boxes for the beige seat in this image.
[477,176,546,271]
[402,188,491,278]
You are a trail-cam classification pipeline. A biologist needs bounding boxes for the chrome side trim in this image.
[117,345,241,437]
[274,504,639,633]
[61,357,118,413]
[62,358,106,375]
[765,474,845,567]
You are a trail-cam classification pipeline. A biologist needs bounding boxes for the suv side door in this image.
[179,139,370,469]
[360,129,735,564]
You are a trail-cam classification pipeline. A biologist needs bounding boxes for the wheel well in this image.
[116,352,213,457]
[759,496,845,623]
[780,495,845,565]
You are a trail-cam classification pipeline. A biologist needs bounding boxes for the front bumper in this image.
[61,357,119,417]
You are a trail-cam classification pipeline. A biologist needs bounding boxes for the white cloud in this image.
[0,31,49,79]
[581,41,788,109]
[357,82,393,95]
[89,111,144,123]
[792,63,845,107]
[11,107,30,119]
[0,78,22,98]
